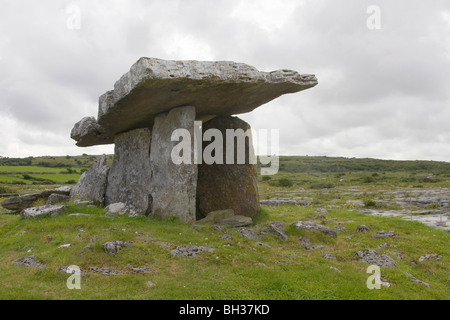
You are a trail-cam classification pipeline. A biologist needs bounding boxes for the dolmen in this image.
[70,57,318,223]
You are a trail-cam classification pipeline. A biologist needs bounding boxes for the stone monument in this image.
[70,57,318,223]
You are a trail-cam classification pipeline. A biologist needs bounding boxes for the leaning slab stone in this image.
[70,154,109,205]
[293,221,338,237]
[105,128,152,214]
[20,205,66,219]
[72,57,318,146]
[196,116,259,218]
[2,186,72,211]
[149,106,197,223]
[1,193,40,211]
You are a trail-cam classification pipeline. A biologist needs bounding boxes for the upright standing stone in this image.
[105,128,152,214]
[196,116,259,218]
[149,106,197,223]
[70,154,109,205]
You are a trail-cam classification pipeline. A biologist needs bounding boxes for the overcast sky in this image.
[1,0,449,161]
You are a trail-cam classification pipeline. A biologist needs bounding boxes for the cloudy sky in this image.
[1,0,449,161]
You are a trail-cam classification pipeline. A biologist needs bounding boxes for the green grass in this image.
[0,166,78,173]
[0,203,448,300]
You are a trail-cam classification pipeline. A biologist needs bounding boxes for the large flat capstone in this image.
[72,57,318,146]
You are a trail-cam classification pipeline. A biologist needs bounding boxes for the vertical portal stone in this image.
[149,106,197,223]
[105,128,152,214]
[196,116,260,218]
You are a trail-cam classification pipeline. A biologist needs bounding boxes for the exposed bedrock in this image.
[149,105,197,223]
[196,115,259,219]
[104,128,152,214]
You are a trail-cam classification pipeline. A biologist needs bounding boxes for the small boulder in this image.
[356,225,370,233]
[103,241,132,256]
[218,215,253,227]
[219,234,232,241]
[304,245,326,251]
[356,250,397,268]
[237,227,261,240]
[46,193,70,205]
[197,209,235,224]
[418,254,442,262]
[298,236,312,246]
[170,245,216,257]
[267,222,288,241]
[293,221,338,237]
[105,202,132,217]
[12,256,45,269]
[315,208,329,214]
[20,205,66,219]
[371,231,396,238]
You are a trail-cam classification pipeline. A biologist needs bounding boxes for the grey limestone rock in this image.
[293,221,338,237]
[170,245,216,257]
[237,227,261,240]
[371,230,396,238]
[418,254,442,262]
[103,241,132,256]
[105,128,152,215]
[267,222,289,241]
[356,250,398,268]
[70,154,109,205]
[218,215,253,227]
[2,186,71,211]
[12,256,45,269]
[356,225,370,233]
[46,193,70,205]
[197,209,235,224]
[20,205,66,219]
[1,193,40,211]
[149,106,197,223]
[405,272,431,288]
[71,116,113,147]
[105,202,133,217]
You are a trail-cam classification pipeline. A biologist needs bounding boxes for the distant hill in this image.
[272,156,450,174]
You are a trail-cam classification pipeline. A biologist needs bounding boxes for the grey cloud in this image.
[0,0,449,161]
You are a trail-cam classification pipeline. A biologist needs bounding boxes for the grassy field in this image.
[0,155,448,300]
[0,203,448,300]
